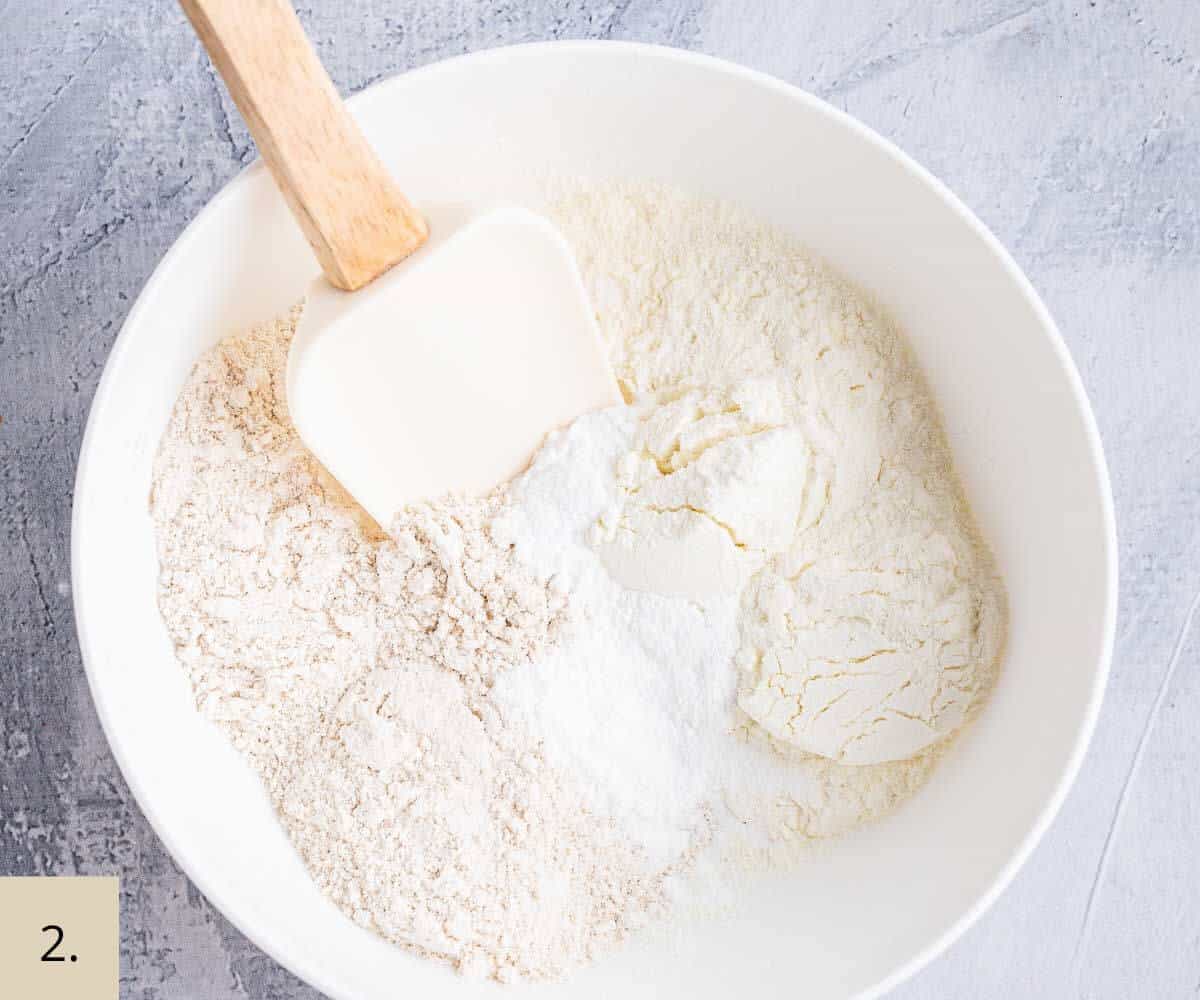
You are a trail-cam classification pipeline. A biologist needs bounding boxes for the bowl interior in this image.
[74,43,1114,1000]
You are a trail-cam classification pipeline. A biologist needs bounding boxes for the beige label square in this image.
[0,877,118,1000]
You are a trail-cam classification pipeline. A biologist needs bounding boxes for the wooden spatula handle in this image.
[179,0,428,290]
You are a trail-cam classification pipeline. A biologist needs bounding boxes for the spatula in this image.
[180,0,622,527]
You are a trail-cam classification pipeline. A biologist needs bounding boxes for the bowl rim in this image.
[71,39,1118,1000]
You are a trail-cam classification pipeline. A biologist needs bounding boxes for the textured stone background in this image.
[2,1,1197,996]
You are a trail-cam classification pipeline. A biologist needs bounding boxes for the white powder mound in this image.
[490,406,741,867]
[150,179,1006,983]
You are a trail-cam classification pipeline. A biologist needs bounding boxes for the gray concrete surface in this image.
[2,1,1197,996]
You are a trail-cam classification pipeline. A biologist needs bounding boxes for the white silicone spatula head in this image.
[181,0,621,526]
[287,203,621,526]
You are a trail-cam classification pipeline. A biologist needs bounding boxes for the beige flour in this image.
[150,312,676,982]
[150,180,1005,982]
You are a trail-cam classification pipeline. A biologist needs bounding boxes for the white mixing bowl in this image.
[73,42,1116,999]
